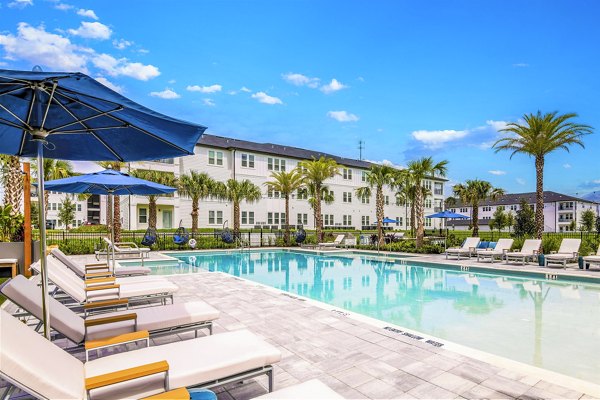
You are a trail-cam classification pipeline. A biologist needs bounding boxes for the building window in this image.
[297,213,308,226]
[241,211,255,225]
[460,208,468,213]
[208,210,223,224]
[208,150,223,166]
[343,192,352,203]
[57,203,63,210]
[268,212,284,225]
[296,189,307,200]
[434,182,444,196]
[424,180,432,191]
[425,198,432,209]
[510,205,518,211]
[343,168,352,180]
[241,153,255,168]
[267,188,281,199]
[425,218,432,227]
[361,195,370,204]
[385,195,389,205]
[323,214,334,226]
[397,217,403,226]
[362,216,370,226]
[267,157,286,171]
[362,171,367,182]
[343,215,352,226]
[77,204,82,212]
[138,208,147,224]
[482,206,492,212]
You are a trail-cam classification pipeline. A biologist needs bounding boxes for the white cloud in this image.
[484,120,508,131]
[513,63,529,68]
[327,111,359,122]
[77,9,98,20]
[112,39,132,50]
[137,48,149,54]
[95,76,124,93]
[251,92,282,105]
[8,0,32,8]
[240,86,251,92]
[0,23,88,71]
[488,170,506,176]
[150,88,180,99]
[411,129,468,149]
[68,21,111,40]
[168,79,176,84]
[282,72,320,88]
[186,84,222,93]
[365,159,405,169]
[412,119,509,150]
[516,178,526,185]
[563,163,572,169]
[202,98,215,107]
[320,78,348,94]
[55,3,73,10]
[92,53,160,80]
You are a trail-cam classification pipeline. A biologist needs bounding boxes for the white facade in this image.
[43,191,98,229]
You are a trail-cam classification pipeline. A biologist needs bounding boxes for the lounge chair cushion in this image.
[85,329,281,399]
[52,248,151,277]
[0,309,85,399]
[255,379,344,399]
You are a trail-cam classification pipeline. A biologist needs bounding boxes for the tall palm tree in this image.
[297,157,340,242]
[393,170,413,234]
[97,161,126,241]
[221,179,262,237]
[265,170,304,245]
[355,164,397,246]
[178,171,219,233]
[131,169,177,229]
[453,179,505,236]
[0,156,22,213]
[494,111,593,239]
[406,157,448,247]
[32,159,73,218]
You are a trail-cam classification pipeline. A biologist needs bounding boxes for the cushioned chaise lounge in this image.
[504,239,542,265]
[318,234,345,249]
[1,275,219,357]
[582,244,600,270]
[544,238,581,269]
[52,248,151,278]
[476,238,514,263]
[96,237,150,261]
[0,309,281,399]
[31,256,178,306]
[446,237,480,260]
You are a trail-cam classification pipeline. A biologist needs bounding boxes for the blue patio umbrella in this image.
[426,210,470,249]
[0,68,205,339]
[382,217,397,224]
[45,168,176,268]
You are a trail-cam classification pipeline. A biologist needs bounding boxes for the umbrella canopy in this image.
[382,217,397,224]
[0,68,205,340]
[44,169,176,195]
[426,210,470,219]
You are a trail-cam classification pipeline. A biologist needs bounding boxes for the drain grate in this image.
[383,326,444,348]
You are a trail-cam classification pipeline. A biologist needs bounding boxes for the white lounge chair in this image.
[445,237,480,260]
[544,238,581,268]
[31,257,178,306]
[504,239,542,265]
[582,244,600,270]
[1,275,219,358]
[318,234,345,249]
[476,238,514,263]
[52,248,151,278]
[96,237,151,261]
[0,309,281,399]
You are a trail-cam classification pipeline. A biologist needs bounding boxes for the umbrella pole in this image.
[111,193,116,272]
[36,142,51,340]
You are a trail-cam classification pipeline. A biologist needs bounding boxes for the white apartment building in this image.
[43,134,448,231]
[449,191,600,232]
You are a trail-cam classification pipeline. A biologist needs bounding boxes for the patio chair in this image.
[31,256,178,307]
[504,239,542,265]
[52,248,151,278]
[582,244,600,270]
[544,238,581,269]
[0,275,219,358]
[0,308,281,399]
[476,238,514,263]
[318,234,345,249]
[95,237,150,261]
[445,237,480,260]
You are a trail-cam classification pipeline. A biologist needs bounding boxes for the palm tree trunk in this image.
[191,198,199,233]
[113,195,121,242]
[376,185,384,246]
[233,201,240,237]
[410,202,415,236]
[472,202,479,236]
[315,184,323,242]
[535,156,544,239]
[4,156,22,213]
[415,187,425,247]
[148,196,157,229]
[284,194,290,245]
[44,190,49,219]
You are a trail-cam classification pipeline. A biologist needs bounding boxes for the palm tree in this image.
[32,159,73,218]
[494,111,593,238]
[221,179,261,237]
[265,170,304,245]
[453,179,505,236]
[393,170,413,234]
[355,164,397,246]
[131,169,177,229]
[406,157,448,247]
[0,156,22,213]
[297,157,340,242]
[178,171,219,233]
[97,161,126,241]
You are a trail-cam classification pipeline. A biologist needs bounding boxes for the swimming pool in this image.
[123,250,600,384]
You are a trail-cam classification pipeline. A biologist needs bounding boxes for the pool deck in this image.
[66,252,600,399]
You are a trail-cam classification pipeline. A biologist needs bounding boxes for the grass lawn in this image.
[0,278,6,304]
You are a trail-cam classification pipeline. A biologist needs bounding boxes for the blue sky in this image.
[1,0,599,197]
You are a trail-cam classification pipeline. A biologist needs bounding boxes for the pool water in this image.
[125,250,600,384]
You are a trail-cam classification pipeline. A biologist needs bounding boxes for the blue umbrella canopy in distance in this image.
[426,210,470,219]
[382,217,397,223]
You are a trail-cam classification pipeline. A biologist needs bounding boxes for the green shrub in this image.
[70,224,109,233]
[541,236,561,254]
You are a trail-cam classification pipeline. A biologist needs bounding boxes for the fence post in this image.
[260,229,263,247]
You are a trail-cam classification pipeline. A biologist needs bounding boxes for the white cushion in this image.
[255,379,344,399]
[0,309,85,399]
